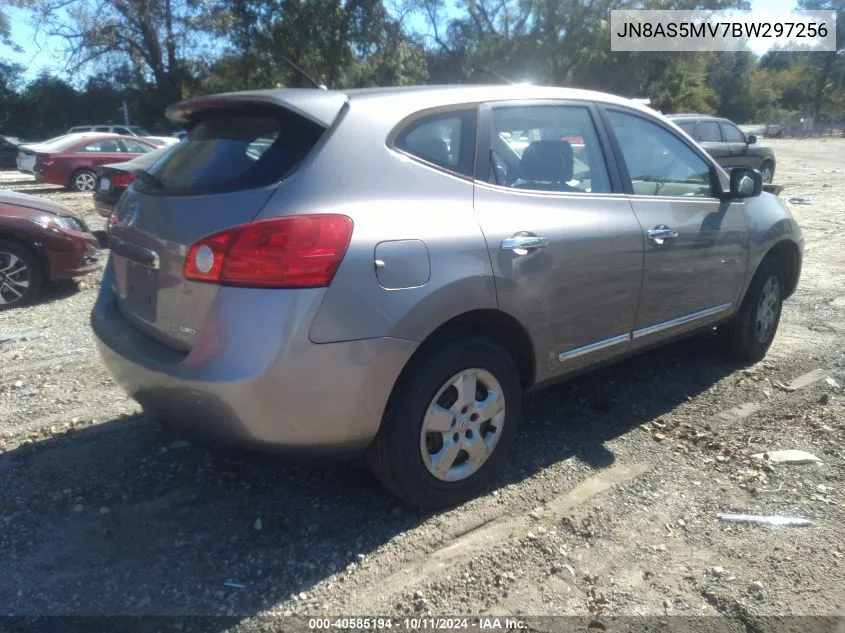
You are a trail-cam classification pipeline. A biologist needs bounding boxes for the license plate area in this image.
[99,177,111,191]
[126,260,158,321]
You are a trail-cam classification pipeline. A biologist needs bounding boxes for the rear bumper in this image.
[91,262,417,455]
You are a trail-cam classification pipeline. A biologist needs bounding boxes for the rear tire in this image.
[0,239,44,310]
[71,169,97,192]
[719,257,785,364]
[367,339,522,509]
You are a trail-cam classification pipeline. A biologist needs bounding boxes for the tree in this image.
[795,0,845,118]
[21,0,205,105]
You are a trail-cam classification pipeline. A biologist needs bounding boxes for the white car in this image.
[67,125,179,148]
[16,133,98,174]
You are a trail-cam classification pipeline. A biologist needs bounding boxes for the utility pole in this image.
[122,101,130,125]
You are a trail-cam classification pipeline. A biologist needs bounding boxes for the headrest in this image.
[412,138,450,166]
[518,140,574,183]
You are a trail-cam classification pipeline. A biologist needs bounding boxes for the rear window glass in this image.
[51,136,104,151]
[139,109,324,195]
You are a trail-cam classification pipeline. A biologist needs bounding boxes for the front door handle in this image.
[647,225,679,245]
[501,235,549,255]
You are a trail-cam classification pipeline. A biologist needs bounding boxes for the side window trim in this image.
[598,105,724,198]
[474,99,625,194]
[387,105,479,180]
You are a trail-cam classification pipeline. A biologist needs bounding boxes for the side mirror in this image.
[747,133,757,144]
[725,167,763,199]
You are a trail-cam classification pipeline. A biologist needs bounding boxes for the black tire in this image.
[0,239,44,310]
[367,339,522,509]
[760,161,775,183]
[719,257,785,364]
[70,168,97,192]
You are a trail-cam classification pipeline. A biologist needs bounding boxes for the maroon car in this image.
[32,134,157,192]
[0,191,100,309]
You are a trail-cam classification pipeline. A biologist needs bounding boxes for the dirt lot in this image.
[1,139,844,628]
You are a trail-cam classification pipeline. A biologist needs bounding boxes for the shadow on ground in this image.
[11,186,67,195]
[1,179,39,187]
[0,333,739,622]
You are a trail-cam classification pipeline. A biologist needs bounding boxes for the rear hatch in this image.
[106,91,347,350]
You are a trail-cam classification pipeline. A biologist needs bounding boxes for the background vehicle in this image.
[94,146,170,216]
[16,133,98,174]
[0,190,99,309]
[1,135,24,168]
[33,134,157,191]
[67,124,179,147]
[667,114,777,182]
[93,85,803,508]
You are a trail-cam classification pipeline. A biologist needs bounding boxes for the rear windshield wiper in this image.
[134,169,163,190]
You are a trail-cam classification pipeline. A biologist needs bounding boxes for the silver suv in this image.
[92,85,803,508]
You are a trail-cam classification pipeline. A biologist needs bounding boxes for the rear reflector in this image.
[111,172,135,187]
[184,215,354,288]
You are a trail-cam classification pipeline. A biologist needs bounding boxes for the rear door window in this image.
[139,108,325,195]
[677,121,697,138]
[697,120,722,142]
[83,139,123,153]
[484,104,611,194]
[394,109,477,178]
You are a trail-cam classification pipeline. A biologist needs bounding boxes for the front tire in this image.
[0,240,44,310]
[760,161,774,183]
[71,169,96,192]
[719,257,785,364]
[367,339,522,508]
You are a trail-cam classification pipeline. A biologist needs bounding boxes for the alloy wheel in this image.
[0,252,31,306]
[755,275,780,343]
[75,172,96,192]
[420,368,506,482]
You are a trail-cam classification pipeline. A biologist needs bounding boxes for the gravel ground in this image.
[1,139,844,628]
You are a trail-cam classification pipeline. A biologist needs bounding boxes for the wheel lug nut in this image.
[465,430,473,438]
[451,418,456,427]
[470,413,479,422]
[461,406,469,414]
[453,433,459,442]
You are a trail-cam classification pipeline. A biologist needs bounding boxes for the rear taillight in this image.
[184,215,354,288]
[111,172,135,187]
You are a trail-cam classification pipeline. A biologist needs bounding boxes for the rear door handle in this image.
[501,235,549,254]
[647,226,679,245]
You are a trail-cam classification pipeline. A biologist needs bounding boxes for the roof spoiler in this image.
[165,90,348,129]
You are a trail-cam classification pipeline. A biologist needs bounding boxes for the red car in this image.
[32,134,157,192]
[0,190,100,309]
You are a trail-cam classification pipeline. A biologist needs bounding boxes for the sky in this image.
[1,0,802,86]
